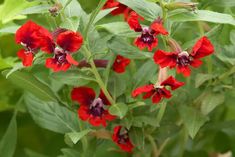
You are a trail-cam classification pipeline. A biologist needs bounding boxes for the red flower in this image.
[112,126,134,153]
[112,55,131,73]
[15,20,50,66]
[132,76,184,104]
[153,36,214,77]
[44,31,83,72]
[127,12,168,51]
[103,0,131,20]
[71,87,116,127]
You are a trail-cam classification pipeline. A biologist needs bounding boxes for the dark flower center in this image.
[140,28,154,44]
[177,51,191,66]
[155,88,165,95]
[55,52,67,64]
[89,98,104,117]
[117,129,129,144]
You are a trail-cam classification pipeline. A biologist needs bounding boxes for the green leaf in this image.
[58,148,80,157]
[0,115,17,157]
[59,0,85,18]
[201,93,225,115]
[213,0,235,7]
[97,22,139,37]
[128,101,146,110]
[195,73,216,88]
[168,10,235,26]
[132,116,159,127]
[179,105,208,139]
[129,127,144,149]
[24,93,79,134]
[0,0,39,24]
[0,25,19,34]
[118,0,162,22]
[94,8,116,24]
[133,60,157,87]
[25,149,49,157]
[0,57,16,70]
[2,70,57,102]
[50,70,96,86]
[65,129,92,144]
[109,103,128,119]
[108,73,128,99]
[107,36,152,59]
[21,4,51,15]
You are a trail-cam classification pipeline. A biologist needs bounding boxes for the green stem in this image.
[146,135,159,157]
[83,0,107,40]
[83,47,115,105]
[156,102,167,125]
[78,120,88,156]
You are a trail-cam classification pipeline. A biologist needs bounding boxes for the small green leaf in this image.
[50,70,96,86]
[0,115,17,157]
[195,73,216,88]
[107,36,152,59]
[201,93,225,115]
[128,101,146,110]
[94,8,116,24]
[179,105,208,139]
[109,103,128,119]
[25,93,79,134]
[97,22,139,37]
[168,10,235,26]
[58,148,80,157]
[118,0,161,22]
[133,60,157,87]
[65,129,92,144]
[129,127,145,149]
[0,0,39,24]
[2,70,58,102]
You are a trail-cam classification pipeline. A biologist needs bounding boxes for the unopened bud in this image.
[165,2,198,11]
[167,38,182,53]
[49,3,62,17]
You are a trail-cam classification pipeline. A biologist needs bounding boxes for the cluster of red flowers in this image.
[15,0,215,153]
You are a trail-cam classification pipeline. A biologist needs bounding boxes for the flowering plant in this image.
[0,0,235,157]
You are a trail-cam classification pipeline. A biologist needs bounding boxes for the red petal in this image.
[161,76,185,90]
[104,110,116,121]
[152,93,162,104]
[112,126,121,142]
[127,11,142,32]
[143,90,155,99]
[66,54,79,66]
[78,106,90,121]
[40,35,55,54]
[15,20,42,49]
[153,50,177,68]
[191,36,214,59]
[151,22,168,35]
[60,63,71,72]
[161,88,172,98]
[134,37,158,51]
[56,31,83,52]
[132,84,154,97]
[112,55,131,73]
[176,65,191,77]
[89,116,105,127]
[191,59,203,68]
[17,49,34,67]
[118,140,134,153]
[71,87,96,106]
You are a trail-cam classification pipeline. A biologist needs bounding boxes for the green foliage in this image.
[0,114,17,157]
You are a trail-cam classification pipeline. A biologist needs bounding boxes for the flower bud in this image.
[49,3,62,17]
[167,38,182,53]
[165,2,198,11]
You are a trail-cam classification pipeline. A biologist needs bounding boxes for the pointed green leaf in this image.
[0,115,17,157]
[109,103,128,119]
[179,105,208,139]
[65,129,92,144]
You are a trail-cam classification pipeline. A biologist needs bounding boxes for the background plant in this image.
[0,0,235,157]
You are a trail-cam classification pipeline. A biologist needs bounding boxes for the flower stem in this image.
[146,135,159,157]
[82,47,115,105]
